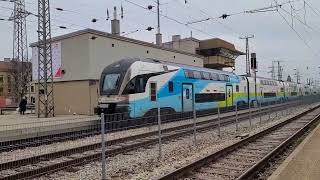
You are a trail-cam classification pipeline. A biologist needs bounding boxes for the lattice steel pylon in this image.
[37,0,54,118]
[11,0,30,103]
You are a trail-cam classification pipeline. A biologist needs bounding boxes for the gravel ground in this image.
[33,104,315,180]
[0,104,276,163]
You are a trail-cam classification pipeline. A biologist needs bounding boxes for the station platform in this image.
[268,123,320,180]
[0,112,99,142]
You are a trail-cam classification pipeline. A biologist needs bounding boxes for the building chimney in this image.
[156,33,162,46]
[111,6,120,35]
[172,35,181,42]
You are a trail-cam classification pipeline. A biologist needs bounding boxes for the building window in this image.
[31,86,34,93]
[112,43,115,47]
[7,75,11,85]
[0,76,3,84]
[147,50,149,54]
[150,82,157,101]
[31,97,35,103]
[168,81,173,93]
[0,87,3,96]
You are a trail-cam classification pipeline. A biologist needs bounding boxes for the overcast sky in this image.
[0,0,319,83]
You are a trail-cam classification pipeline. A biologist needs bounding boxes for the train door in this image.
[182,84,193,112]
[226,85,233,108]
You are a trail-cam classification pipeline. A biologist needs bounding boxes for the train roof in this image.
[102,58,237,76]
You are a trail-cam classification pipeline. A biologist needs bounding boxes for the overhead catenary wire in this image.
[274,2,319,58]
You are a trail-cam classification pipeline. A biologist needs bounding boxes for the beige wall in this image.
[57,34,91,82]
[88,34,203,80]
[54,80,98,115]
[35,80,99,116]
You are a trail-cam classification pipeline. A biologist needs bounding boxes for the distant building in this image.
[164,36,244,70]
[0,58,33,107]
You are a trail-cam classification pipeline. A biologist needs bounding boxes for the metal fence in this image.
[0,96,319,179]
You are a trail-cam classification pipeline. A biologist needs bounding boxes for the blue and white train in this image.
[97,58,318,118]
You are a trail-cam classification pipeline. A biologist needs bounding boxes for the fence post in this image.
[268,100,271,121]
[235,103,238,132]
[259,99,262,125]
[193,102,197,146]
[158,106,162,159]
[101,113,106,180]
[218,106,221,137]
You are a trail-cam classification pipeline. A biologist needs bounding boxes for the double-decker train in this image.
[97,58,318,118]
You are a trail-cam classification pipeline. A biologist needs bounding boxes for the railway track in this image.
[0,101,301,153]
[158,104,320,180]
[0,101,304,179]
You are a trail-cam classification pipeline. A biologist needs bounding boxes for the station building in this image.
[31,20,243,116]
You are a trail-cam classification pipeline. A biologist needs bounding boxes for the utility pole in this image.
[269,60,283,81]
[269,61,276,80]
[10,0,30,103]
[37,0,54,118]
[240,35,254,76]
[155,0,162,46]
[275,60,283,81]
[293,68,301,84]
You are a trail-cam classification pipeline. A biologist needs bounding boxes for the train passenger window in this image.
[169,81,174,93]
[211,73,219,80]
[236,85,239,92]
[193,71,202,79]
[150,83,157,101]
[219,75,229,82]
[184,70,194,79]
[163,65,168,72]
[202,72,211,80]
[195,93,225,103]
[186,89,190,99]
[123,73,162,95]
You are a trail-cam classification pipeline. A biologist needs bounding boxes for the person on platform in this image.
[19,97,27,115]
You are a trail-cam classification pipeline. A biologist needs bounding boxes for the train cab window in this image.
[211,73,219,81]
[150,83,157,101]
[202,72,211,80]
[236,85,239,92]
[103,74,120,92]
[169,81,174,93]
[193,71,202,79]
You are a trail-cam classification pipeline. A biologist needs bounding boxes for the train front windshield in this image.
[102,73,121,95]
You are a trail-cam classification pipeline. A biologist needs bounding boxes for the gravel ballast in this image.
[33,104,314,180]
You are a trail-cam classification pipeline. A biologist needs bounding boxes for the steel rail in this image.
[158,104,320,180]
